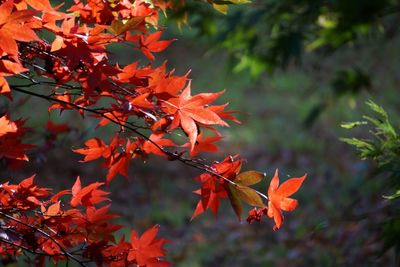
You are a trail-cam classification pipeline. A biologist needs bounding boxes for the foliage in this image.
[160,5,400,262]
[0,0,306,265]
[342,100,400,260]
[341,100,400,199]
[169,0,399,126]
[0,175,168,266]
[246,170,306,230]
[174,0,399,75]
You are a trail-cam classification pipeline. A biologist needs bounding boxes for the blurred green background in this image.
[2,0,400,266]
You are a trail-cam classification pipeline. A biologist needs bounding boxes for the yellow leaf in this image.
[176,13,188,32]
[213,3,228,14]
[234,171,264,186]
[109,17,144,35]
[236,185,265,207]
[229,0,251,4]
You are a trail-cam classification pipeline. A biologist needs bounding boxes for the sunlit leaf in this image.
[212,3,228,14]
[234,171,264,186]
[226,183,243,221]
[384,190,400,200]
[341,121,368,129]
[109,17,144,35]
[236,185,265,207]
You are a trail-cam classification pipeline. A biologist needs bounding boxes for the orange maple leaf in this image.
[0,76,10,96]
[70,177,109,207]
[183,133,223,156]
[267,169,306,230]
[0,0,39,58]
[72,138,110,162]
[0,116,33,161]
[191,156,242,220]
[141,133,176,157]
[139,31,174,61]
[162,82,228,151]
[128,225,169,267]
[0,115,17,137]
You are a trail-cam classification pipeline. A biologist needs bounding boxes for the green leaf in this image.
[384,189,400,200]
[341,121,368,129]
[340,138,374,150]
[366,100,388,118]
[234,171,264,186]
[226,183,243,221]
[236,185,265,207]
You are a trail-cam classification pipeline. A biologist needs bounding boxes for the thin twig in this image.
[10,85,269,201]
[0,211,88,267]
[0,236,64,257]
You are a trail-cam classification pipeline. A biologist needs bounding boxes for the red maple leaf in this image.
[208,103,241,124]
[147,63,189,95]
[83,205,122,242]
[183,133,223,156]
[191,177,227,220]
[0,76,10,96]
[267,169,306,230]
[191,156,242,220]
[128,225,169,267]
[104,138,138,183]
[0,116,33,161]
[128,92,155,110]
[141,133,176,157]
[0,115,17,136]
[105,152,130,182]
[162,83,228,151]
[16,175,51,207]
[25,0,56,12]
[0,59,28,75]
[0,59,29,97]
[0,0,39,59]
[116,61,153,84]
[47,93,72,113]
[139,31,174,61]
[41,201,61,219]
[74,137,136,183]
[73,138,111,162]
[70,177,109,207]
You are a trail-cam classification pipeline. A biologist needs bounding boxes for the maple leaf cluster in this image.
[0,115,33,162]
[246,170,306,230]
[0,176,168,266]
[191,156,306,230]
[0,0,235,182]
[0,0,307,265]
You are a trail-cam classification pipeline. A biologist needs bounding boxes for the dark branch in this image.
[10,85,269,200]
[0,211,88,267]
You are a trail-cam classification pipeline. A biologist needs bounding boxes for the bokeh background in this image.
[2,0,400,266]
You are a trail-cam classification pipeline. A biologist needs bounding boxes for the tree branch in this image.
[0,211,88,267]
[10,85,269,201]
